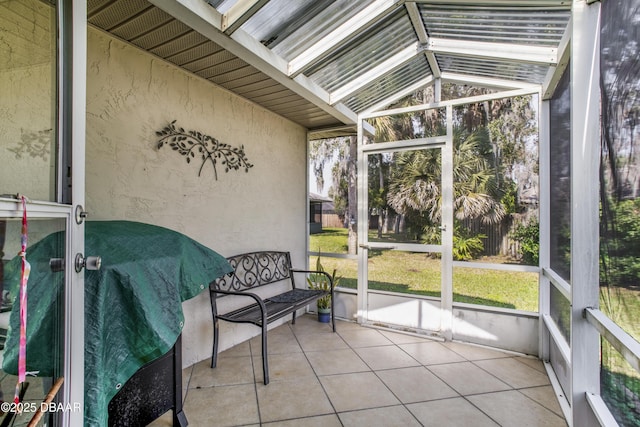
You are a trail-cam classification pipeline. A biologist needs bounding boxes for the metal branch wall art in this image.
[156,120,253,179]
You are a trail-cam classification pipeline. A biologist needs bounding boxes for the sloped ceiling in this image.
[87,0,571,138]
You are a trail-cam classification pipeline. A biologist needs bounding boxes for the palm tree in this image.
[386,126,505,241]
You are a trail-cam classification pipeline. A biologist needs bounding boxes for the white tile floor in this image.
[150,315,567,427]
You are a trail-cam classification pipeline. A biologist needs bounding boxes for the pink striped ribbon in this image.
[14,196,30,404]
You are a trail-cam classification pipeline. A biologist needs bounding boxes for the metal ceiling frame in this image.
[220,0,269,34]
[148,0,571,129]
[149,0,359,125]
[427,37,559,65]
[287,0,403,77]
[329,42,424,104]
[542,16,571,99]
[405,2,442,78]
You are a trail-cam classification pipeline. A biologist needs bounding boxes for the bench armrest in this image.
[209,289,268,321]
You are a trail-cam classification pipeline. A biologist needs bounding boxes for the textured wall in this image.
[0,0,56,201]
[86,28,308,366]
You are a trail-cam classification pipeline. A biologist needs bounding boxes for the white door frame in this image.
[356,107,453,336]
[0,1,87,425]
[62,1,87,425]
[357,89,539,339]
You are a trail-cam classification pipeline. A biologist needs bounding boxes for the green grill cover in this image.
[2,220,232,426]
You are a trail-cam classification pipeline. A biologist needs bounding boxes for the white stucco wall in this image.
[0,0,56,201]
[85,28,308,367]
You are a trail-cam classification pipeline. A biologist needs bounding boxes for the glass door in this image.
[0,0,85,425]
[358,106,453,336]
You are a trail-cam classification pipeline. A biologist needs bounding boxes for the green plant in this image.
[452,227,486,261]
[307,255,341,309]
[511,220,540,265]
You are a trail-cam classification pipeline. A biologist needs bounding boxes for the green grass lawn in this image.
[310,227,539,312]
[600,286,640,426]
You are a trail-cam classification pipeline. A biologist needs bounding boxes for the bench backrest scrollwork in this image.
[211,251,293,294]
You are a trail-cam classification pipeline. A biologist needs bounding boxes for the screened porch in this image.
[0,0,638,426]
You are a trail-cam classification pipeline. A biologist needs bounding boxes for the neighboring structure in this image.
[309,192,332,234]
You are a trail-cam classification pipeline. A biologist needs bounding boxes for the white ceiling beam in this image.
[362,87,539,119]
[424,52,441,79]
[149,0,358,125]
[307,122,375,139]
[442,72,541,91]
[405,2,441,78]
[405,2,428,43]
[410,0,570,6]
[288,0,403,77]
[427,37,558,65]
[221,0,269,35]
[361,75,435,115]
[542,16,571,99]
[330,42,422,104]
[307,125,356,139]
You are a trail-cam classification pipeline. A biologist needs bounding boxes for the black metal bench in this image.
[209,251,335,384]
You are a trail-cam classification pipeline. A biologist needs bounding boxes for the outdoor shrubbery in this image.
[601,198,640,287]
[511,220,540,265]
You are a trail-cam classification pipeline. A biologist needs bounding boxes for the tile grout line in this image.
[248,336,264,426]
[290,320,346,426]
[339,325,426,426]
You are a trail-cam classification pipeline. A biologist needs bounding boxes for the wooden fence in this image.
[320,210,538,260]
[460,212,536,259]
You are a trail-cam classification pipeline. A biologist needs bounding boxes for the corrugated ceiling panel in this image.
[254,91,301,108]
[220,75,275,91]
[128,19,192,51]
[181,49,236,73]
[200,58,253,80]
[86,0,353,130]
[420,5,570,46]
[271,0,376,60]
[231,80,282,95]
[437,53,549,84]
[151,31,209,59]
[108,7,173,42]
[88,0,115,12]
[307,7,415,92]
[344,55,432,112]
[88,0,573,131]
[88,0,151,31]
[240,0,328,47]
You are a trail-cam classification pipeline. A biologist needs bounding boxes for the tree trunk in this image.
[377,153,384,239]
[483,100,501,189]
[347,136,358,255]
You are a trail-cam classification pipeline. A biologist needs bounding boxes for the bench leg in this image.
[291,310,296,324]
[211,319,219,369]
[261,322,269,385]
[174,409,188,427]
[331,304,336,332]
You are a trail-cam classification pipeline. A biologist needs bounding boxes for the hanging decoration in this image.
[14,195,30,404]
[156,120,254,180]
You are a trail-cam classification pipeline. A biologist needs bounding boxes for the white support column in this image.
[539,97,550,361]
[570,1,601,426]
[62,1,87,425]
[356,118,368,324]
[440,105,454,340]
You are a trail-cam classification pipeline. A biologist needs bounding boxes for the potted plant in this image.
[307,256,341,323]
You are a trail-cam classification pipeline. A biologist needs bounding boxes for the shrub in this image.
[452,227,486,261]
[512,220,539,265]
